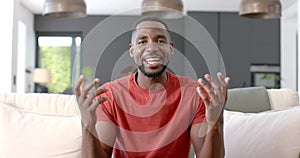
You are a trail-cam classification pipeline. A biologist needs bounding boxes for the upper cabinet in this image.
[187,11,280,88]
[249,17,280,64]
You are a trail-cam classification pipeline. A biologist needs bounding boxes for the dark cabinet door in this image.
[185,12,219,78]
[184,12,279,88]
[219,13,252,88]
[249,19,280,64]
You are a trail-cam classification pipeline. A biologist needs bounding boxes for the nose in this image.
[145,42,159,53]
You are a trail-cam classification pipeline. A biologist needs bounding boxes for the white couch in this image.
[0,88,299,158]
[224,88,300,158]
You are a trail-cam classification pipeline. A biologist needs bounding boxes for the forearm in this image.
[81,123,110,158]
[199,120,225,158]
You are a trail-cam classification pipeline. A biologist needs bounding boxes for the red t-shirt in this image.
[96,71,206,158]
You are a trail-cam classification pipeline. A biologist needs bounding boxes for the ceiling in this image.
[20,0,296,16]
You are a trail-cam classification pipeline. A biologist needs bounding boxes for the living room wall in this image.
[1,1,14,92]
[16,3,35,93]
[281,2,298,91]
[1,0,35,93]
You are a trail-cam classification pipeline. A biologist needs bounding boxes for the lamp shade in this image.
[32,68,52,84]
[43,0,87,18]
[141,0,184,19]
[239,0,281,19]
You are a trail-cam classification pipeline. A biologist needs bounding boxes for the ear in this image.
[169,42,174,55]
[129,43,134,58]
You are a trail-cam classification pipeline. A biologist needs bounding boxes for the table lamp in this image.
[32,68,52,93]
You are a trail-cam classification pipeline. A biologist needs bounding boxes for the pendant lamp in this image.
[141,0,184,19]
[239,0,281,19]
[43,0,87,18]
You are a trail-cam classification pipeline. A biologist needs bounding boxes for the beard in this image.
[138,64,168,78]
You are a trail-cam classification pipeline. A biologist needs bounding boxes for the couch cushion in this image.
[225,86,271,113]
[0,93,82,158]
[267,88,299,110]
[224,106,300,158]
[0,93,79,116]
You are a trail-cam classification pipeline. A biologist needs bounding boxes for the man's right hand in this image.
[74,75,112,158]
[74,75,108,132]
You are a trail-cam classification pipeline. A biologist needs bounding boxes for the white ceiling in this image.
[20,0,296,16]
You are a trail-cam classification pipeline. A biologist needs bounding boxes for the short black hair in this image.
[134,16,169,30]
[131,17,172,43]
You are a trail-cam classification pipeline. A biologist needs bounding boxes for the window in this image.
[36,33,81,93]
[250,64,280,89]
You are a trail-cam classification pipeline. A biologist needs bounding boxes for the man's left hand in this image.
[196,72,230,126]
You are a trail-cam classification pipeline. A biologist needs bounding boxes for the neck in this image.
[136,71,168,90]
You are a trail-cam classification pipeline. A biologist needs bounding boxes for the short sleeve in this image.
[191,86,208,125]
[191,100,206,125]
[95,83,116,124]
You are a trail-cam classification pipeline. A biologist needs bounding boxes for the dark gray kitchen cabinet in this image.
[186,12,280,88]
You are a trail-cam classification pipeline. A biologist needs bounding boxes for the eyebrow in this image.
[137,35,148,40]
[157,35,167,39]
[136,34,167,40]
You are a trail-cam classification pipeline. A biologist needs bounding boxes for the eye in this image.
[137,40,147,45]
[157,39,166,44]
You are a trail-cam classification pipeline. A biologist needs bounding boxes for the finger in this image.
[217,72,230,94]
[82,78,101,98]
[225,77,230,85]
[224,77,230,102]
[198,76,215,97]
[196,87,210,106]
[74,75,84,100]
[96,88,108,96]
[85,88,108,105]
[217,72,228,88]
[90,96,108,112]
[204,74,221,96]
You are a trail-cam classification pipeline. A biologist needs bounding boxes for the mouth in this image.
[145,57,161,64]
[144,57,163,68]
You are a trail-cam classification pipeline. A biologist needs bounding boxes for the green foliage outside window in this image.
[39,46,71,93]
[260,73,281,89]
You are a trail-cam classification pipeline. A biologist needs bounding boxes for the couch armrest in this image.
[267,88,299,110]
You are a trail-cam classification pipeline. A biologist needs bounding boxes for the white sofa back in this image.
[0,93,81,158]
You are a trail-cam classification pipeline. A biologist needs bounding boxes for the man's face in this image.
[130,21,174,78]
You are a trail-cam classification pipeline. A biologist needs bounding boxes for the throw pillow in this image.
[225,86,271,113]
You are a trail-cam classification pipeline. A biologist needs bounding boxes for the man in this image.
[75,17,230,158]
